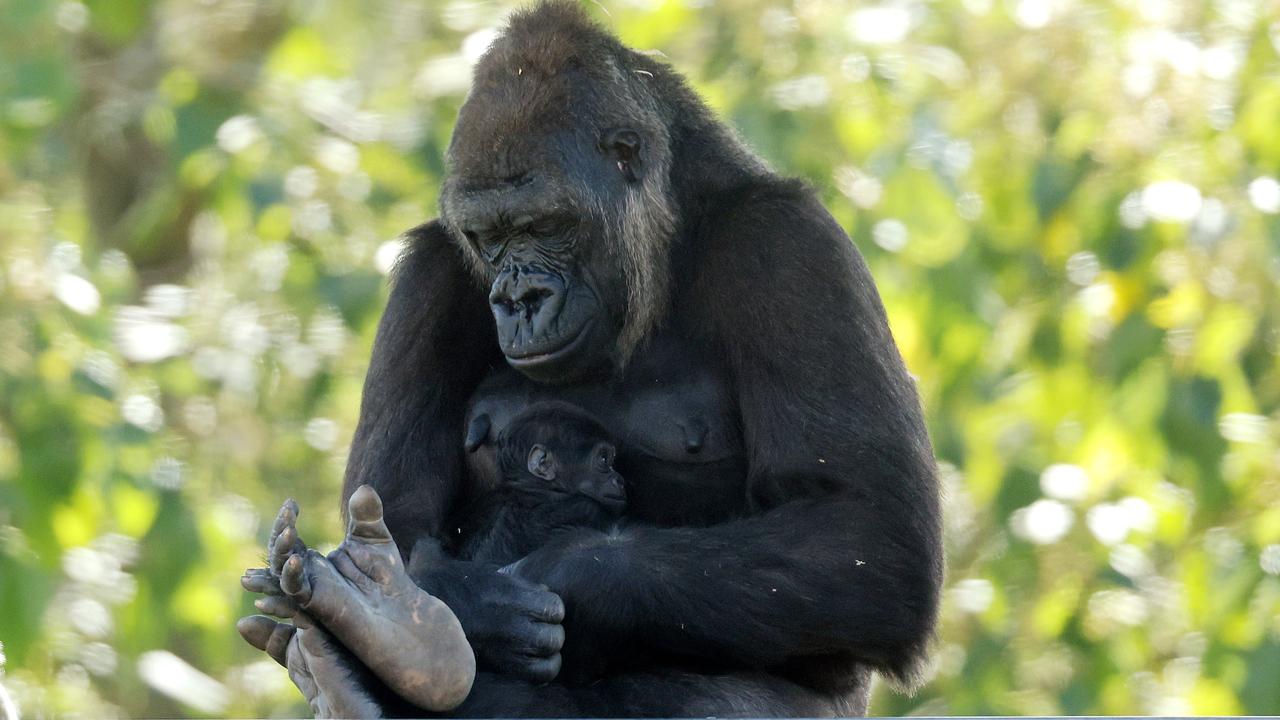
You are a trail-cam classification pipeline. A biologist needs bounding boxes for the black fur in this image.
[343,2,942,715]
[449,402,625,565]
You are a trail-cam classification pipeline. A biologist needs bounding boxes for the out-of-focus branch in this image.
[72,0,287,285]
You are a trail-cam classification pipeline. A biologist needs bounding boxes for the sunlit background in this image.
[1,0,1278,716]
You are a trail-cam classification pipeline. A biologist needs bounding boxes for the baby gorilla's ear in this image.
[526,444,558,480]
[464,413,491,452]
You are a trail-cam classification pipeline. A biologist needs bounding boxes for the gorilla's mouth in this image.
[503,318,595,368]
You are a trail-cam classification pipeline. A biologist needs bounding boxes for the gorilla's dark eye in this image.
[527,217,564,239]
[474,233,507,263]
[596,446,615,472]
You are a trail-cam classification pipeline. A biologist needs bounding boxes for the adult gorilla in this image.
[239,1,942,716]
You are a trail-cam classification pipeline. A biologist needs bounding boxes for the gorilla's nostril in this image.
[513,286,553,312]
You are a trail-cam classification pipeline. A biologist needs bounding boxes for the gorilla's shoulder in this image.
[387,220,487,296]
[395,221,467,270]
[400,220,451,250]
[698,176,851,260]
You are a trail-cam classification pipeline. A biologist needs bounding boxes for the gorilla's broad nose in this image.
[510,277,555,317]
[490,269,559,318]
[489,266,570,351]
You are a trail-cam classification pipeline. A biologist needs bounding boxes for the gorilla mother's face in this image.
[440,128,634,384]
[439,33,675,384]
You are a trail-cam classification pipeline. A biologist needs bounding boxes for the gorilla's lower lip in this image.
[504,320,593,366]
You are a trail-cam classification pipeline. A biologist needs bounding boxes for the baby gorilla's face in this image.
[522,438,626,514]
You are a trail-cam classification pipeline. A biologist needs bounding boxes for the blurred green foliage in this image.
[1,0,1279,716]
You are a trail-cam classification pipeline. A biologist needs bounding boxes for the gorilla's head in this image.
[440,1,676,383]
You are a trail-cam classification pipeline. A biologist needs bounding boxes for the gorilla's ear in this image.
[527,444,558,481]
[464,413,491,453]
[600,128,643,183]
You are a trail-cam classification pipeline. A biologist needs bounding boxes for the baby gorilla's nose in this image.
[599,474,627,514]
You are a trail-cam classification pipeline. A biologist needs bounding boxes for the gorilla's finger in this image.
[270,499,299,546]
[271,526,300,575]
[518,621,565,657]
[237,615,275,651]
[521,587,566,623]
[237,615,296,667]
[281,553,314,604]
[255,594,301,619]
[346,485,393,544]
[266,623,298,666]
[241,567,285,595]
[505,653,562,684]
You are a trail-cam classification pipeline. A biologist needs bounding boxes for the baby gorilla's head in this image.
[484,402,626,514]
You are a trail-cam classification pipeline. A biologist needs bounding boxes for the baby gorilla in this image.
[452,401,627,566]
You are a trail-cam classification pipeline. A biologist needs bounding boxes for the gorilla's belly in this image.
[465,340,749,527]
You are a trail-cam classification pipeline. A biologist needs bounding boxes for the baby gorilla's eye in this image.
[597,446,615,472]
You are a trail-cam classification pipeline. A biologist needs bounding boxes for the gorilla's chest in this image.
[465,340,749,527]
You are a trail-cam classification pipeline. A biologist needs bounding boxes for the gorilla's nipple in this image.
[681,418,708,454]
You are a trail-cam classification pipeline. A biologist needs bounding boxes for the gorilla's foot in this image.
[280,485,476,712]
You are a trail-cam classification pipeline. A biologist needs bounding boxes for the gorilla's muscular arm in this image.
[512,183,943,688]
[343,221,494,549]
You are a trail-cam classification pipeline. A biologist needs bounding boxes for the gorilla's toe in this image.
[347,484,394,544]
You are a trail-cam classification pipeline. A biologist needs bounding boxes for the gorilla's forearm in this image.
[518,493,939,686]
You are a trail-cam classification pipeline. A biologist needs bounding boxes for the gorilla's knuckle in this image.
[529,654,563,683]
[536,624,565,652]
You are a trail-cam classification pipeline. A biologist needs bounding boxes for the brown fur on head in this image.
[440,0,676,369]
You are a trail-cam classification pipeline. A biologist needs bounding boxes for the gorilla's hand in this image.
[237,615,386,719]
[498,529,627,684]
[409,538,566,683]
[241,498,310,619]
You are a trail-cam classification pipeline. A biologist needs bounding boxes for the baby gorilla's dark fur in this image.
[450,403,626,566]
